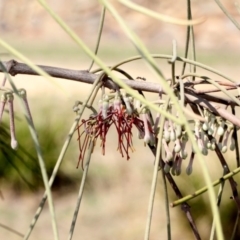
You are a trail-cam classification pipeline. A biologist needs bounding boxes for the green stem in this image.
[118,0,205,25]
[230,213,240,240]
[169,39,177,85]
[144,97,171,240]
[68,140,94,240]
[171,165,240,207]
[210,169,226,240]
[88,6,106,71]
[215,0,240,31]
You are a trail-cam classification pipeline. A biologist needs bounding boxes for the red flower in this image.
[76,100,148,168]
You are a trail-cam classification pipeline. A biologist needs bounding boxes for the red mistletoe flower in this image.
[76,96,154,168]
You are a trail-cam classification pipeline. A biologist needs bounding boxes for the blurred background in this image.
[0,0,240,239]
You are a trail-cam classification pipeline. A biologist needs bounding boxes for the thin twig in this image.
[144,98,171,240]
[171,165,240,207]
[0,222,24,238]
[185,92,240,128]
[148,147,201,239]
[215,0,240,30]
[210,168,227,240]
[231,106,240,167]
[210,135,240,211]
[88,6,106,71]
[68,140,94,240]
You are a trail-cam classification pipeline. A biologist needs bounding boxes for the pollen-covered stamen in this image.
[7,93,18,150]
[0,94,7,124]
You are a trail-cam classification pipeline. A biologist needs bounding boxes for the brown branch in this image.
[149,146,201,240]
[1,60,240,128]
[209,135,240,211]
[185,92,240,127]
[0,60,163,94]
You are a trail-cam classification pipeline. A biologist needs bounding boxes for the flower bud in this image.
[174,139,181,153]
[123,94,133,115]
[202,122,209,131]
[7,93,18,150]
[175,124,182,138]
[221,145,227,153]
[217,119,225,136]
[164,163,171,173]
[230,138,235,151]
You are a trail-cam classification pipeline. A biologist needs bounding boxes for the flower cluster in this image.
[75,91,236,175]
[75,91,156,168]
[161,108,236,176]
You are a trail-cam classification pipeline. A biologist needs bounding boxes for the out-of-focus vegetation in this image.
[0,107,81,192]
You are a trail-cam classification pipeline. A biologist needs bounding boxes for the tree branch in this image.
[1,60,240,127]
[0,60,163,94]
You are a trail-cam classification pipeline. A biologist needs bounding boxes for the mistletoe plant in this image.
[0,1,240,240]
